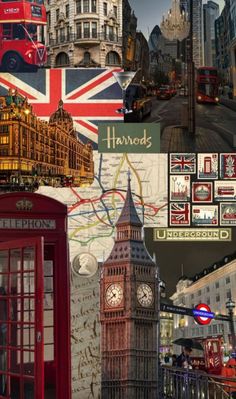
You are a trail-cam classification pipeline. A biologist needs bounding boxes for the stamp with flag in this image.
[170,153,196,174]
[170,203,190,226]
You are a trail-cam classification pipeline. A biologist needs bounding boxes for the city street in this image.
[143,95,236,152]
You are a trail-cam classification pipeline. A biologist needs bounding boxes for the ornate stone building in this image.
[100,175,158,398]
[0,90,94,187]
[45,0,122,68]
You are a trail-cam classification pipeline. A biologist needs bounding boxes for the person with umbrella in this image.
[176,347,193,369]
[173,338,204,369]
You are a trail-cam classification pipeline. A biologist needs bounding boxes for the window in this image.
[207,297,210,305]
[105,51,120,65]
[83,22,90,38]
[113,5,117,18]
[226,276,230,284]
[65,4,69,18]
[91,22,97,38]
[84,51,91,64]
[206,286,210,292]
[198,290,201,296]
[216,294,220,302]
[191,294,194,299]
[76,0,81,14]
[226,289,231,299]
[84,0,89,12]
[213,324,217,334]
[56,8,59,21]
[91,0,96,12]
[103,2,107,15]
[215,281,219,289]
[76,23,82,38]
[46,11,51,27]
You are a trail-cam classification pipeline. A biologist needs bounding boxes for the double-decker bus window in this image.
[2,24,11,39]
[26,24,37,40]
[13,24,25,40]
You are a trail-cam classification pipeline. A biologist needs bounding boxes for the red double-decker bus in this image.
[196,67,219,104]
[0,0,47,72]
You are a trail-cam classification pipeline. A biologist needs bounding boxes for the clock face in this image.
[137,284,153,307]
[105,283,123,307]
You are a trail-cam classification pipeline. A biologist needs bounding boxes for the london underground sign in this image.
[193,303,214,325]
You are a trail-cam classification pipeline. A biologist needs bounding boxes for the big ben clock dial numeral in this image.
[105,283,123,307]
[137,283,153,307]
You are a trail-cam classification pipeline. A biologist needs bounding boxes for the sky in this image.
[129,0,225,39]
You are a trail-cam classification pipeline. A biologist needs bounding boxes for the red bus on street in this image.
[0,0,47,72]
[196,67,220,104]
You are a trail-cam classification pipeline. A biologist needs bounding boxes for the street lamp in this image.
[226,298,236,356]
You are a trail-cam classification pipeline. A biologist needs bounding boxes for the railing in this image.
[48,33,122,46]
[160,366,236,399]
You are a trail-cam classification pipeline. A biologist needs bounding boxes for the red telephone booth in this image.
[0,193,71,399]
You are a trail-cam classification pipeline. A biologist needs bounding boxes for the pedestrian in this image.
[172,354,177,367]
[176,347,193,369]
[221,358,236,398]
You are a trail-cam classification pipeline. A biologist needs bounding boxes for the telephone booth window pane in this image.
[23,248,35,271]
[10,274,21,296]
[23,326,35,349]
[0,297,7,322]
[10,249,21,272]
[24,380,35,397]
[10,323,20,348]
[23,273,35,294]
[0,250,8,274]
[10,350,21,373]
[10,299,21,322]
[0,321,7,350]
[44,293,53,310]
[23,299,35,322]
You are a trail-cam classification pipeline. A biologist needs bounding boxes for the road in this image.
[142,95,236,151]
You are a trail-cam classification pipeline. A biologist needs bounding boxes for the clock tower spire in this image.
[100,174,158,398]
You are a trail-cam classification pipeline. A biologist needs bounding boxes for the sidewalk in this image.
[161,125,233,152]
[220,96,236,112]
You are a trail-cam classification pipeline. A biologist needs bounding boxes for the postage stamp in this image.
[170,203,190,226]
[170,175,190,201]
[214,181,236,201]
[220,203,236,225]
[170,153,196,174]
[192,182,213,203]
[192,205,218,226]
[197,153,218,179]
[220,154,236,179]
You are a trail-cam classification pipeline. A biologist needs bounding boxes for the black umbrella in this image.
[173,338,204,351]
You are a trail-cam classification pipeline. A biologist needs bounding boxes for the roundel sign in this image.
[193,303,214,325]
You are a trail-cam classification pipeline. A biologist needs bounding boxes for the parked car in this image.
[124,84,152,122]
[156,85,172,100]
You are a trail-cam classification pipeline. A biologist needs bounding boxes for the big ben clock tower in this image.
[100,175,158,399]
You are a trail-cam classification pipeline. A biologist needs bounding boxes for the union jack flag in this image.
[170,203,190,225]
[0,68,123,149]
[170,153,196,174]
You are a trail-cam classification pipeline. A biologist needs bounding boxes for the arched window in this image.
[83,51,91,65]
[55,52,70,67]
[105,51,121,66]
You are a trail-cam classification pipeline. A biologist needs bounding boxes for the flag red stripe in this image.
[0,77,36,100]
[77,120,98,135]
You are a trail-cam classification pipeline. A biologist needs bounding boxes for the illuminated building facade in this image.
[0,90,94,187]
[171,254,236,355]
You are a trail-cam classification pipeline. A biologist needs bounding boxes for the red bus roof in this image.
[0,1,46,24]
